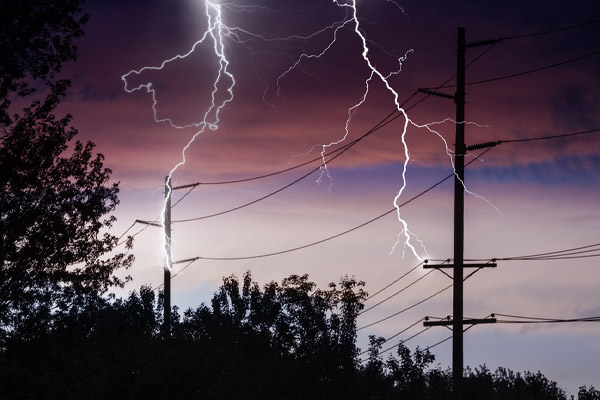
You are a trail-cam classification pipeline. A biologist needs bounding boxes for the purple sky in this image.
[57,0,600,394]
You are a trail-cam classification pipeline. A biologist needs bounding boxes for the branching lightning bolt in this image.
[122,0,500,269]
[278,1,499,260]
[122,0,234,270]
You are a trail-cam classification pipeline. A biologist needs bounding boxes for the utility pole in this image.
[419,27,498,395]
[163,175,172,339]
[453,26,466,390]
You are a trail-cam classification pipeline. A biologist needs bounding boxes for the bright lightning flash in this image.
[122,0,496,269]
[122,0,233,270]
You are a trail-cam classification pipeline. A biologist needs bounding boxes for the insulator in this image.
[466,140,501,151]
[417,88,455,100]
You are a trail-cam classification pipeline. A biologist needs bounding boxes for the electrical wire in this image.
[359,331,453,364]
[378,326,433,355]
[499,19,600,41]
[171,179,440,262]
[172,135,364,223]
[359,270,435,315]
[494,313,600,324]
[357,283,453,331]
[429,49,600,89]
[422,335,452,352]
[170,146,494,264]
[499,127,600,143]
[152,258,198,291]
[172,107,403,189]
[171,185,198,208]
[358,317,425,357]
[449,242,600,264]
[116,221,137,242]
[364,261,424,301]
[116,219,159,247]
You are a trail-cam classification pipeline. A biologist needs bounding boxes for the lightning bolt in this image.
[122,0,499,269]
[305,0,426,259]
[279,1,499,260]
[122,0,234,270]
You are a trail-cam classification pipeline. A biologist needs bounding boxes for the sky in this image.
[55,0,600,395]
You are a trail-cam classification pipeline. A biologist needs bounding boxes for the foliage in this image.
[579,386,600,400]
[0,0,88,124]
[0,273,367,399]
[0,0,133,343]
[0,272,583,400]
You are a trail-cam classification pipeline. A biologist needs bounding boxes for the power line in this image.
[494,313,600,324]
[166,104,409,222]
[171,177,446,263]
[358,317,425,357]
[422,335,453,352]
[171,185,198,208]
[171,133,369,223]
[152,258,198,291]
[172,108,403,189]
[444,242,600,263]
[501,253,600,261]
[365,261,424,301]
[141,124,599,289]
[499,19,600,41]
[357,283,453,331]
[377,326,433,355]
[429,49,600,89]
[170,147,495,264]
[499,127,600,144]
[359,333,453,364]
[359,270,435,315]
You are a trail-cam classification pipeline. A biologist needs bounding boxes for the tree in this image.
[0,0,133,343]
[0,0,87,124]
[0,273,586,400]
[578,386,600,400]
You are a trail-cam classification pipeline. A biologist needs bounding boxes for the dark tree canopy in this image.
[0,272,576,400]
[0,0,133,343]
[0,0,88,124]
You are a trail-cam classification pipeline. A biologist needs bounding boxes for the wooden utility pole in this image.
[163,175,172,339]
[452,26,466,389]
[420,27,497,395]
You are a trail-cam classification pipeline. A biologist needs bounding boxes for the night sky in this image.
[57,0,600,394]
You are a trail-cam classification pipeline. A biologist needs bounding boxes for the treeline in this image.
[1,272,597,399]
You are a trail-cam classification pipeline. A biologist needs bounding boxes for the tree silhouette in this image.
[0,272,586,399]
[0,0,133,343]
[578,386,600,400]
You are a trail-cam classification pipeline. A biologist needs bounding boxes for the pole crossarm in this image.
[424,316,497,327]
[466,38,504,48]
[424,262,497,269]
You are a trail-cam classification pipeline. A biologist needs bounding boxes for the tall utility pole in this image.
[452,26,466,389]
[163,175,172,339]
[420,27,497,394]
